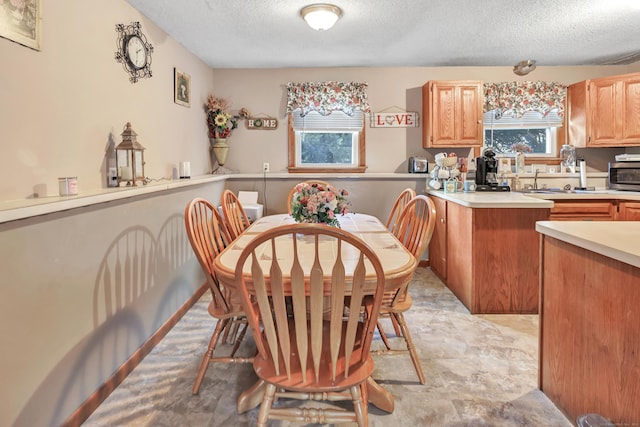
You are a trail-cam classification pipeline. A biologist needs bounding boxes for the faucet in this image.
[533,168,540,190]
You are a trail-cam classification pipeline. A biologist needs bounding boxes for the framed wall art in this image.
[0,0,41,51]
[174,68,190,107]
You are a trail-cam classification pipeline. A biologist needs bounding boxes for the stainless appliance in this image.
[408,156,428,173]
[608,161,640,191]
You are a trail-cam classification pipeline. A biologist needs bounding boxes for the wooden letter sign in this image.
[246,117,278,130]
[371,112,419,128]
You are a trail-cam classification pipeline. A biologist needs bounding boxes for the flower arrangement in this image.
[510,142,533,153]
[205,95,249,139]
[290,182,350,228]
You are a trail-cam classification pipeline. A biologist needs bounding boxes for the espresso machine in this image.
[475,148,510,191]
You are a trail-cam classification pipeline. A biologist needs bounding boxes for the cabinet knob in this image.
[440,218,445,223]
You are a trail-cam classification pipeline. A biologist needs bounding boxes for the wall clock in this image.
[115,22,153,83]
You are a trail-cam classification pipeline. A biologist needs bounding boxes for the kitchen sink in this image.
[521,188,575,194]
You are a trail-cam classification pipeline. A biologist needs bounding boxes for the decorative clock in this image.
[115,22,153,83]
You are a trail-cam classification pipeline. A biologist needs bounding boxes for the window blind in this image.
[483,109,563,128]
[292,109,364,131]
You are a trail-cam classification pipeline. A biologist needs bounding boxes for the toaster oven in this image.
[408,156,428,173]
[608,162,640,191]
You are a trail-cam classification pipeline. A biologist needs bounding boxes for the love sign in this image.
[371,112,419,128]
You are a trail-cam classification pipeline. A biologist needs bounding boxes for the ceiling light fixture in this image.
[513,59,537,76]
[300,4,342,31]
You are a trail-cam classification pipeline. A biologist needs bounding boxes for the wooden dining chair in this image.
[220,189,252,241]
[234,223,386,427]
[385,187,416,233]
[374,194,436,385]
[286,180,330,214]
[184,197,252,395]
[382,187,416,337]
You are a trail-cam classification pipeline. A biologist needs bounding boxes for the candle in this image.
[120,166,132,181]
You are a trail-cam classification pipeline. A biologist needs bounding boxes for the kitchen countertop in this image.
[536,221,640,269]
[427,189,640,208]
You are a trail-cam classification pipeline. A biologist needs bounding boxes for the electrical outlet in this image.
[263,162,269,172]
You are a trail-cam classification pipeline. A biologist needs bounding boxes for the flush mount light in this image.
[513,59,537,76]
[300,4,342,31]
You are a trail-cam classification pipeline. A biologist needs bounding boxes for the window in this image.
[289,109,365,172]
[286,81,370,173]
[483,81,567,160]
[483,109,564,158]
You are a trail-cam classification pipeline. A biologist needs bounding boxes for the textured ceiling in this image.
[125,0,640,68]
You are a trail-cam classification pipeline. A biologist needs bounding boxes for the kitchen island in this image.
[427,191,553,314]
[427,188,640,314]
[536,221,640,424]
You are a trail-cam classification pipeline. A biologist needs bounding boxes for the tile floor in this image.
[84,267,574,426]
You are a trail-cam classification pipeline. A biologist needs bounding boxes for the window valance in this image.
[286,81,371,117]
[483,81,567,118]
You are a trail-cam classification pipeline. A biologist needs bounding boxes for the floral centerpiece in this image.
[510,142,533,153]
[290,182,351,227]
[205,95,249,139]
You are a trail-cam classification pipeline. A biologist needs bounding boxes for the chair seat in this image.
[380,292,412,314]
[253,320,375,392]
[207,298,244,320]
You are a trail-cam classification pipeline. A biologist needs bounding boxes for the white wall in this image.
[0,0,214,202]
[0,182,227,427]
[0,1,219,426]
[211,65,637,176]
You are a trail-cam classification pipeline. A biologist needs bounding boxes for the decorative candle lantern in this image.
[116,122,146,186]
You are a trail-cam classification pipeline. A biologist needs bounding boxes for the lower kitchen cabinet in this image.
[618,201,640,220]
[428,196,548,314]
[429,196,447,281]
[539,234,640,423]
[549,200,616,220]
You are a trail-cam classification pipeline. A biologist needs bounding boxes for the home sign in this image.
[246,117,278,130]
[371,112,419,128]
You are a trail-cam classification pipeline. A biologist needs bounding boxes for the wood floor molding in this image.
[61,283,208,427]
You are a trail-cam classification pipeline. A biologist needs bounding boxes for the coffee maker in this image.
[475,148,509,191]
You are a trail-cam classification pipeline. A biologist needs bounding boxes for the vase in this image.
[210,138,229,166]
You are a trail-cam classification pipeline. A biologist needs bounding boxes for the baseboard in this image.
[61,283,208,427]
[418,259,429,268]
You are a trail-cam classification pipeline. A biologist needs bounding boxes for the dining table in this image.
[211,212,417,414]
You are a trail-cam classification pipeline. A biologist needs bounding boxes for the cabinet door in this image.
[588,78,618,145]
[458,83,484,143]
[618,202,640,220]
[587,73,640,146]
[423,80,482,148]
[549,201,616,220]
[620,77,640,142]
[428,196,447,281]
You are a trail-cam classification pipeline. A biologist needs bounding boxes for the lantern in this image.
[116,122,146,186]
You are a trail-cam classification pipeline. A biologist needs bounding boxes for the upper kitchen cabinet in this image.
[422,80,483,148]
[568,72,640,147]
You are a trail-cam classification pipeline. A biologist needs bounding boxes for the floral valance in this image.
[286,81,371,117]
[483,81,567,118]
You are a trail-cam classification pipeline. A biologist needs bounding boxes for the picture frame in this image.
[0,0,41,51]
[174,68,190,107]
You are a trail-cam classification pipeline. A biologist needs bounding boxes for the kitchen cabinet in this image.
[428,196,447,281]
[568,72,640,147]
[422,80,483,148]
[428,195,547,314]
[618,201,640,220]
[548,200,617,221]
[538,229,640,423]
